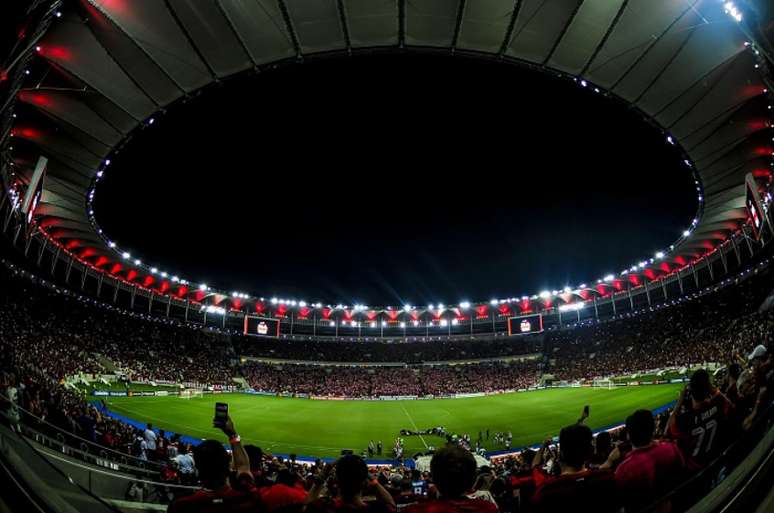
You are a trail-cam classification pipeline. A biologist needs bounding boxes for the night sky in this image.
[94,53,696,306]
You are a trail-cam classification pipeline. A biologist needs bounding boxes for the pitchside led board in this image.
[746,173,765,241]
[244,316,280,338]
[507,314,544,336]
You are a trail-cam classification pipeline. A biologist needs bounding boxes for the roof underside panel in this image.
[17,90,124,147]
[585,0,695,89]
[80,2,182,106]
[405,0,459,48]
[343,0,397,48]
[218,0,296,64]
[688,101,767,163]
[284,0,346,54]
[456,0,513,53]
[547,0,627,75]
[166,0,251,77]
[610,8,703,103]
[88,0,210,92]
[505,0,581,64]
[42,18,156,121]
[634,19,744,117]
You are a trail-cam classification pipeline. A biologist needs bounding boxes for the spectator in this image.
[405,445,497,513]
[615,410,684,513]
[167,415,259,513]
[307,455,396,513]
[531,424,620,513]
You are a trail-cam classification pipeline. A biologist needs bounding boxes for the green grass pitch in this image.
[100,384,682,459]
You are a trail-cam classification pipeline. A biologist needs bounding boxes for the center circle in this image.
[94,53,696,305]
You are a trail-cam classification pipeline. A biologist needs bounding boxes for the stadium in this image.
[1,1,774,513]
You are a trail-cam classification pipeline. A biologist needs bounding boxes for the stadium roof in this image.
[2,0,774,311]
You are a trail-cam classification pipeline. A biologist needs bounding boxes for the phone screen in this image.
[214,402,228,427]
[583,405,590,415]
[412,480,428,496]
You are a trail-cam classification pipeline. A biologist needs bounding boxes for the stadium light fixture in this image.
[539,291,551,299]
[299,301,306,307]
[122,252,130,259]
[171,276,179,282]
[459,301,471,309]
[451,318,459,326]
[723,2,742,22]
[151,267,158,274]
[428,304,434,310]
[563,287,571,293]
[134,259,141,265]
[381,321,387,327]
[336,304,344,310]
[403,304,412,312]
[412,320,419,327]
[440,319,448,327]
[489,299,498,305]
[329,321,335,327]
[199,284,208,291]
[655,251,665,259]
[400,322,406,328]
[161,272,168,278]
[437,303,444,310]
[604,274,615,282]
[108,241,116,248]
[683,230,691,237]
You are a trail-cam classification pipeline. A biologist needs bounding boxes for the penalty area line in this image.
[401,405,428,449]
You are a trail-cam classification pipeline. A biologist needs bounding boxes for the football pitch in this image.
[100,384,682,459]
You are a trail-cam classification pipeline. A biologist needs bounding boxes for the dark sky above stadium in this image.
[93,53,697,306]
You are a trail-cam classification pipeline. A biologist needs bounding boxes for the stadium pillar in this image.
[335,320,338,337]
[96,273,103,297]
[184,300,190,321]
[80,267,87,290]
[36,235,47,266]
[313,314,317,336]
[50,246,60,275]
[719,246,729,274]
[130,286,136,309]
[65,257,74,283]
[491,312,496,333]
[644,281,651,306]
[148,293,153,314]
[23,230,34,256]
[661,279,667,300]
[222,310,226,329]
[13,223,22,245]
[166,296,171,317]
[692,265,699,289]
[731,235,742,266]
[113,282,119,303]
[557,309,562,326]
[593,297,599,320]
[743,226,755,257]
[628,288,634,309]
[677,270,684,295]
[611,296,617,315]
[707,258,715,281]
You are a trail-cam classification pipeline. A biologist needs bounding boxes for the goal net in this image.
[592,378,617,390]
[179,389,204,399]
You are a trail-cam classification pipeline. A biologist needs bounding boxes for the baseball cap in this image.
[748,344,768,361]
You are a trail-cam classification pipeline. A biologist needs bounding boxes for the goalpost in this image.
[592,378,617,390]
[179,388,204,399]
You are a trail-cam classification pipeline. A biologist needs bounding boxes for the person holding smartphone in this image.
[167,406,259,513]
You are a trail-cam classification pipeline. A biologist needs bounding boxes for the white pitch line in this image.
[401,405,428,449]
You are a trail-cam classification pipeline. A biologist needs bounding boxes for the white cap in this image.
[748,344,768,361]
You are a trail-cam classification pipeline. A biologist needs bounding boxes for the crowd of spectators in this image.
[240,361,541,397]
[234,337,542,363]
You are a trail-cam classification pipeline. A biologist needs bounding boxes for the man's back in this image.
[615,442,684,510]
[670,391,730,470]
[532,469,620,513]
[404,497,498,513]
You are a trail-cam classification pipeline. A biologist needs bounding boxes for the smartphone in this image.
[583,405,590,416]
[412,480,428,496]
[214,402,228,428]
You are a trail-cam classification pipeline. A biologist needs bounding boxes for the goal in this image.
[592,378,618,390]
[179,388,204,399]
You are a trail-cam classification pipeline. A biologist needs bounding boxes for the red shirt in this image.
[167,474,260,513]
[404,497,498,513]
[615,442,684,510]
[532,469,620,513]
[670,390,730,470]
[260,483,307,512]
[307,497,396,513]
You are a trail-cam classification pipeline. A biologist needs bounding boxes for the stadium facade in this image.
[1,1,773,338]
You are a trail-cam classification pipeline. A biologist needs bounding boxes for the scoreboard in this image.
[507,314,543,336]
[243,316,280,337]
